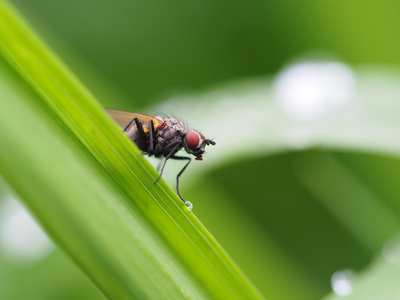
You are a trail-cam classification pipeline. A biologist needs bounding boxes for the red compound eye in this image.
[185,131,200,149]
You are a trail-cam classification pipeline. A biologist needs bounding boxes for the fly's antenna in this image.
[205,138,216,146]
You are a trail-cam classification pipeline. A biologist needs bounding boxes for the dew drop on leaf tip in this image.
[184,201,193,212]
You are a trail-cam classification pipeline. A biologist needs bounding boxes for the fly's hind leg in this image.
[124,117,147,151]
[148,119,157,156]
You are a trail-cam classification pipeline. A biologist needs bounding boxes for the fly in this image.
[106,109,216,203]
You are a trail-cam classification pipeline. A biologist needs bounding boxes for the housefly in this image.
[106,109,216,203]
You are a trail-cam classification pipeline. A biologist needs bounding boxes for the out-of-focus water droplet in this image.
[331,270,354,296]
[273,59,357,121]
[184,201,193,211]
[383,236,400,264]
[0,195,54,262]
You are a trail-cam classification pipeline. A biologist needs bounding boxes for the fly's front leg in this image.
[153,141,181,184]
[170,155,191,203]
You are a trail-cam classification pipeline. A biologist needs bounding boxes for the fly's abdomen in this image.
[125,126,149,152]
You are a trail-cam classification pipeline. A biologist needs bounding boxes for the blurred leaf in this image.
[187,150,400,299]
[0,247,105,300]
[152,67,400,299]
[324,244,400,300]
[8,0,400,105]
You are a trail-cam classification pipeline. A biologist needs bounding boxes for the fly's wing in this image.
[106,109,164,132]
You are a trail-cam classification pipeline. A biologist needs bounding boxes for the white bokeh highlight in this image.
[0,195,54,262]
[331,270,354,296]
[274,61,357,121]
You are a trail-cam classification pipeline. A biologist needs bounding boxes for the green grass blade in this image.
[0,1,263,299]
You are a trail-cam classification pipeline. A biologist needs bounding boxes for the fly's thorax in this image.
[157,118,188,140]
[156,118,188,154]
[162,118,188,133]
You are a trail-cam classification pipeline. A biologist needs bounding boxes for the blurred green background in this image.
[2,0,400,299]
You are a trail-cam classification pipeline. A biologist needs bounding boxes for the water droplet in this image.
[184,201,193,211]
[331,270,354,296]
[383,236,400,264]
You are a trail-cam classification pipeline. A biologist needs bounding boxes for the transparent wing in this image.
[106,109,164,131]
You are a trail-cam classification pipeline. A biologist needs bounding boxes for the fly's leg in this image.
[148,120,157,156]
[123,117,136,132]
[170,156,191,203]
[124,117,147,151]
[153,141,181,184]
[156,159,163,172]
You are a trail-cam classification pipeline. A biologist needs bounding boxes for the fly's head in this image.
[183,131,216,160]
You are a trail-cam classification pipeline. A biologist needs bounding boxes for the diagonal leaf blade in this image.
[0,1,263,299]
